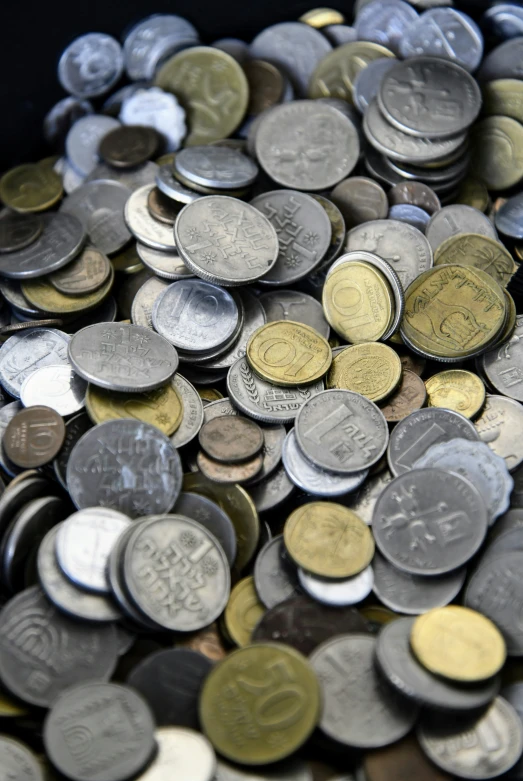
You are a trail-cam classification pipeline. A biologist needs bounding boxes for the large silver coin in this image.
[131,276,169,329]
[295,389,389,474]
[0,213,85,279]
[482,316,523,401]
[255,102,359,190]
[495,192,523,240]
[399,8,483,72]
[136,244,193,281]
[65,115,120,176]
[86,161,159,191]
[156,165,202,204]
[425,204,498,251]
[373,468,488,575]
[298,566,374,606]
[137,727,216,781]
[309,634,418,748]
[174,196,279,286]
[355,0,418,54]
[475,395,523,472]
[197,289,265,371]
[68,322,178,392]
[20,365,87,416]
[250,190,332,285]
[67,419,182,518]
[478,37,523,82]
[258,290,329,339]
[60,180,132,255]
[353,59,399,115]
[175,146,258,189]
[58,33,124,98]
[124,184,177,251]
[170,373,204,449]
[0,328,70,397]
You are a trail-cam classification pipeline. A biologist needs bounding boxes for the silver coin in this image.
[170,373,204,449]
[247,424,286,485]
[388,181,441,215]
[250,190,332,286]
[62,158,87,193]
[123,514,230,631]
[59,180,132,255]
[494,509,523,537]
[152,279,238,353]
[103,81,150,113]
[215,759,312,781]
[121,88,187,152]
[483,4,523,41]
[0,279,42,317]
[0,402,23,476]
[311,194,346,267]
[388,407,479,476]
[386,150,470,184]
[137,727,216,781]
[478,37,523,82]
[175,146,258,190]
[353,58,397,114]
[345,219,433,291]
[67,297,120,334]
[418,697,523,779]
[258,290,329,339]
[56,508,132,594]
[212,38,249,62]
[0,328,70,397]
[86,161,160,191]
[425,204,498,251]
[475,395,523,472]
[125,184,177,251]
[136,243,193,281]
[343,469,393,525]
[400,8,483,71]
[372,551,466,614]
[296,389,389,474]
[68,322,178,392]
[480,528,523,566]
[255,102,359,191]
[123,15,199,81]
[355,0,419,55]
[174,196,279,286]
[156,166,202,204]
[44,97,94,149]
[65,115,120,176]
[495,192,523,240]
[298,566,374,606]
[379,57,482,138]
[282,429,368,497]
[364,145,410,187]
[414,439,513,525]
[310,634,418,748]
[0,213,85,279]
[38,525,121,622]
[203,397,238,424]
[388,204,430,232]
[173,492,237,566]
[323,25,358,45]
[253,535,301,609]
[247,462,295,513]
[20,365,86,416]
[58,33,124,98]
[373,468,488,575]
[67,419,182,518]
[249,22,332,96]
[376,617,500,711]
[131,276,169,329]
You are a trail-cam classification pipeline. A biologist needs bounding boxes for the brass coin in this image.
[22,265,114,314]
[98,125,160,168]
[455,177,490,213]
[379,369,427,423]
[224,576,266,647]
[364,735,452,781]
[197,450,263,484]
[496,289,517,346]
[199,417,264,464]
[155,47,249,146]
[410,606,506,683]
[284,502,374,578]
[111,243,145,275]
[424,369,486,419]
[199,643,321,764]
[247,321,332,387]
[0,212,43,253]
[327,342,401,402]
[299,7,345,26]
[85,382,184,436]
[244,60,284,116]
[483,78,523,124]
[0,163,63,213]
[177,622,227,662]
[50,245,112,295]
[434,233,516,288]
[4,405,66,468]
[470,115,523,191]
[196,388,223,403]
[392,344,426,377]
[401,265,506,360]
[323,261,393,344]
[147,187,183,225]
[309,41,394,102]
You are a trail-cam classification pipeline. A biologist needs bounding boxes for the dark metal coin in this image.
[173,491,237,566]
[126,647,213,728]
[253,535,301,609]
[0,213,43,254]
[199,416,264,463]
[364,735,452,781]
[3,406,66,468]
[50,245,112,295]
[99,125,160,168]
[53,411,92,490]
[147,186,183,225]
[0,475,54,539]
[0,735,44,781]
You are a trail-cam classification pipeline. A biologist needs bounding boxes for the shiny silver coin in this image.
[482,316,523,402]
[0,213,85,279]
[388,204,430,232]
[20,365,87,416]
[258,290,329,339]
[44,96,94,150]
[215,759,312,781]
[58,33,124,98]
[355,0,418,55]
[247,461,295,513]
[253,535,301,609]
[478,37,523,82]
[131,276,169,329]
[137,727,216,781]
[120,88,187,153]
[495,192,523,240]
[175,146,258,190]
[425,204,498,251]
[0,328,70,398]
[156,165,202,204]
[136,243,193,281]
[124,184,177,251]
[353,58,397,114]
[86,160,159,191]
[123,15,198,80]
[475,395,523,472]
[65,115,120,176]
[399,8,483,72]
[298,566,374,606]
[59,180,132,255]
[174,491,237,566]
[68,322,178,392]
[170,373,204,449]
[373,468,488,575]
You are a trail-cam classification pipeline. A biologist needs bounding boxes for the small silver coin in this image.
[296,389,389,474]
[20,365,87,416]
[60,180,132,255]
[174,196,279,286]
[68,322,178,392]
[425,204,498,251]
[343,469,393,525]
[495,192,523,240]
[258,290,329,339]
[373,468,488,575]
[247,462,295,513]
[475,395,523,472]
[125,184,177,251]
[372,551,466,614]
[156,165,202,204]
[136,243,193,281]
[282,429,368,498]
[399,8,483,72]
[137,727,216,781]
[478,37,523,82]
[131,276,169,329]
[173,492,237,566]
[355,0,419,55]
[388,407,479,476]
[170,374,204,449]
[388,204,430,233]
[175,146,258,190]
[56,507,132,594]
[0,213,85,279]
[501,683,523,781]
[58,33,124,98]
[86,161,160,191]
[65,115,121,176]
[353,58,398,114]
[253,535,301,609]
[298,566,374,606]
[0,328,70,398]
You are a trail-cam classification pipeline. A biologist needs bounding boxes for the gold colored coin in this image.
[401,265,506,360]
[21,265,114,315]
[360,605,400,632]
[224,576,266,647]
[455,177,490,213]
[299,7,346,27]
[470,115,523,191]
[424,369,486,419]
[155,46,249,146]
[0,162,63,213]
[322,261,393,344]
[309,42,394,102]
[434,233,516,288]
[247,321,332,387]
[244,60,284,116]
[483,79,523,124]
[327,342,401,402]
[496,290,517,346]
[196,387,224,403]
[199,643,321,764]
[0,688,28,717]
[111,243,145,275]
[85,381,183,435]
[411,606,506,683]
[284,502,374,578]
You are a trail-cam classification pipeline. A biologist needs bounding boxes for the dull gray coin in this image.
[20,365,87,416]
[58,33,124,98]
[136,243,193,281]
[86,160,159,191]
[170,374,204,449]
[59,180,132,255]
[65,115,121,175]
[123,15,198,80]
[298,566,374,606]
[156,165,202,204]
[330,177,389,229]
[399,8,483,71]
[175,146,258,189]
[246,424,286,485]
[478,37,523,82]
[253,534,301,609]
[475,395,523,472]
[0,402,23,477]
[425,204,498,251]
[343,469,394,525]
[258,290,329,339]
[131,276,169,329]
[0,328,70,398]
[125,184,177,251]
[501,683,523,781]
[173,492,237,566]
[247,462,295,513]
[0,213,85,279]
[353,58,398,114]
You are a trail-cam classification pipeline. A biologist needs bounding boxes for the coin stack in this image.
[2,3,523,780]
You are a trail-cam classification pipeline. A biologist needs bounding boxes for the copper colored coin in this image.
[98,125,160,168]
[388,181,441,216]
[177,622,228,662]
[196,450,263,484]
[393,345,426,377]
[199,416,264,463]
[380,370,427,423]
[3,406,66,468]
[0,213,43,253]
[147,187,184,225]
[0,319,64,337]
[50,246,111,294]
[364,735,452,781]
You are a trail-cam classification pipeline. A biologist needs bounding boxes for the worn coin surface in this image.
[125,183,177,251]
[0,212,43,253]
[197,449,263,484]
[175,146,258,190]
[171,374,205,448]
[471,116,523,191]
[400,7,483,71]
[50,246,111,295]
[0,736,43,781]
[380,370,427,422]
[247,321,331,387]
[86,380,183,435]
[434,233,515,288]
[199,417,264,463]
[482,316,523,402]
[20,365,87,416]
[327,343,402,402]
[253,534,301,609]
[58,33,124,98]
[225,576,266,647]
[475,395,523,471]
[309,40,395,102]
[388,180,441,215]
[174,491,237,566]
[330,176,388,229]
[259,290,329,340]
[3,406,65,468]
[99,125,159,168]
[425,369,486,419]
[0,327,70,398]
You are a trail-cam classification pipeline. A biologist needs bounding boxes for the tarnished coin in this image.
[86,380,183,435]
[380,370,427,422]
[4,406,65,468]
[364,736,454,781]
[174,491,236,566]
[125,183,177,251]
[0,212,43,253]
[388,181,441,215]
[298,565,374,607]
[247,321,331,387]
[60,181,132,255]
[0,163,63,213]
[434,233,515,288]
[21,265,114,315]
[327,343,402,402]
[197,449,263,484]
[99,125,159,168]
[175,146,258,190]
[0,327,70,398]
[330,177,388,229]
[309,40,395,102]
[199,417,263,464]
[425,369,486,418]
[471,116,523,191]
[475,395,523,471]
[147,187,183,226]
[171,373,204,448]
[20,365,86,416]
[53,413,91,488]
[482,316,523,402]
[50,246,111,295]
[225,576,266,647]
[58,33,124,98]
[311,194,346,266]
[426,204,498,252]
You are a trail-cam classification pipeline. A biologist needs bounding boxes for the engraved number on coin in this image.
[236,658,307,729]
[258,338,314,379]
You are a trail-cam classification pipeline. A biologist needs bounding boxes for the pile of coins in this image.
[4,2,523,780]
